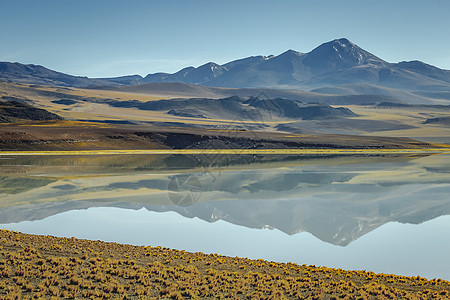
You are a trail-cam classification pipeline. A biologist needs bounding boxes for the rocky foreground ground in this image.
[0,229,449,299]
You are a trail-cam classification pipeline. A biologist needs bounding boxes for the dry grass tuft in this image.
[0,229,449,299]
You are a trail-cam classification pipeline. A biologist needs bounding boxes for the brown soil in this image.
[0,120,441,151]
[0,229,449,299]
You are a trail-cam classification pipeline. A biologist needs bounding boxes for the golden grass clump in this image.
[0,229,449,299]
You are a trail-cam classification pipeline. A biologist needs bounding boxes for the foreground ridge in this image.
[0,229,449,299]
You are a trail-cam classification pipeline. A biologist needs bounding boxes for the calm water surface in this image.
[0,153,449,280]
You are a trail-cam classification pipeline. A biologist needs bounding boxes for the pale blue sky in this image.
[1,0,449,77]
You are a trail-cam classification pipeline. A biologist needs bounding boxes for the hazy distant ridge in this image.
[1,38,450,105]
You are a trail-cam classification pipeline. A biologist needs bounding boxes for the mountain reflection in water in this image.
[1,153,450,247]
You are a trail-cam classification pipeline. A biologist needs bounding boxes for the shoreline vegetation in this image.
[1,148,450,156]
[0,230,449,299]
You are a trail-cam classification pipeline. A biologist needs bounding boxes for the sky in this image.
[1,0,449,78]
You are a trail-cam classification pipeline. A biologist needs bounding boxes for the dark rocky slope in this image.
[0,99,63,123]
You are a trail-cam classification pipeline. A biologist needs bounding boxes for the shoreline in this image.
[1,229,449,299]
[1,148,450,156]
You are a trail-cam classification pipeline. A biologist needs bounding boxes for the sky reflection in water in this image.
[1,153,449,280]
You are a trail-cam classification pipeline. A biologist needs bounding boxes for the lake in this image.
[0,153,449,280]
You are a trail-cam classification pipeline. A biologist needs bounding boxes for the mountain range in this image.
[143,38,450,92]
[1,38,450,105]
